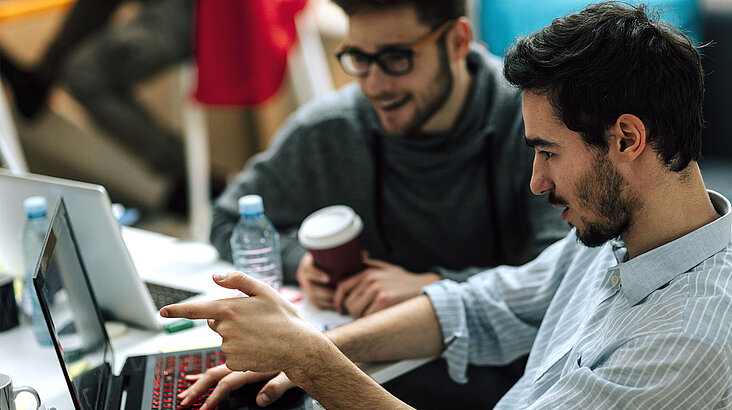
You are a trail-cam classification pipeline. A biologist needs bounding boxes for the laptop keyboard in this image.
[152,350,227,409]
[146,282,201,310]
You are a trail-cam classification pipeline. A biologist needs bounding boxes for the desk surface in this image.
[0,227,431,408]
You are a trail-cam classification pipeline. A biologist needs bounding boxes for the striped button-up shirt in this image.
[424,191,731,409]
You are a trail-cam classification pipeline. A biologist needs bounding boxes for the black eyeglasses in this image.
[335,19,456,78]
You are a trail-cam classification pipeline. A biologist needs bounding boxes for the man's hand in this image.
[161,271,407,410]
[296,252,336,309]
[178,365,296,409]
[160,271,329,375]
[333,256,441,317]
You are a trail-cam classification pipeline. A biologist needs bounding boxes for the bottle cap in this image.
[23,196,47,218]
[238,195,264,216]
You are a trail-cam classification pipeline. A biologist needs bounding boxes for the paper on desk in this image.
[120,227,221,277]
[295,294,354,331]
[157,325,222,353]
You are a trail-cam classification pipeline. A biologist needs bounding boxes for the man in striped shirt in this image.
[162,2,731,408]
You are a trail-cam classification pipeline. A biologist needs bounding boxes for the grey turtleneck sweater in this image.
[211,43,568,284]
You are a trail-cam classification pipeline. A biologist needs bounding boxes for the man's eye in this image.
[380,50,409,64]
[351,53,370,64]
[541,151,555,159]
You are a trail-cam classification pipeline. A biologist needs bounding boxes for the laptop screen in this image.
[34,198,114,410]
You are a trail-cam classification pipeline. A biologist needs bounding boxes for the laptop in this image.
[0,169,208,329]
[33,198,312,409]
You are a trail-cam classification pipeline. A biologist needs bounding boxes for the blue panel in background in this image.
[478,0,702,57]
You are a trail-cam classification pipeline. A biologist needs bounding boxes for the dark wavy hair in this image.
[331,0,465,28]
[503,1,704,172]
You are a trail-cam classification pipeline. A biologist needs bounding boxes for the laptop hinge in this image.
[104,371,123,410]
[118,355,148,410]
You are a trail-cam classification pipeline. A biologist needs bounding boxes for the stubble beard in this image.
[574,153,640,248]
[382,44,454,139]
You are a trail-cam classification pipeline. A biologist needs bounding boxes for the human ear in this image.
[611,114,646,162]
[448,17,472,61]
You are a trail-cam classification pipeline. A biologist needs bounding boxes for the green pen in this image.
[164,318,194,333]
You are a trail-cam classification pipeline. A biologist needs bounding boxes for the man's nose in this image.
[529,153,554,195]
[361,62,395,94]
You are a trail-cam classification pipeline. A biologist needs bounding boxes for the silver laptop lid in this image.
[0,169,160,329]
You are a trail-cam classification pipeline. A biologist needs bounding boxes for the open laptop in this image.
[0,169,206,329]
[33,198,312,409]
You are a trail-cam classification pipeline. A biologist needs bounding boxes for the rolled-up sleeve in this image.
[423,279,472,383]
[423,231,582,383]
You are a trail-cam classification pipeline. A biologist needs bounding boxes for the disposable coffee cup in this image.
[298,205,364,285]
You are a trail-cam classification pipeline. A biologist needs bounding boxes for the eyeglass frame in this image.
[335,19,457,78]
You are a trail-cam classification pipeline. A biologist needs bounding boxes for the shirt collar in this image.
[616,190,732,306]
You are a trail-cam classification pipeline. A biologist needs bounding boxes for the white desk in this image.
[0,227,431,408]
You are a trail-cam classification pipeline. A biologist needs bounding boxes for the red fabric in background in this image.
[194,0,307,105]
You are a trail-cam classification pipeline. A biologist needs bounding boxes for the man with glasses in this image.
[209,1,566,406]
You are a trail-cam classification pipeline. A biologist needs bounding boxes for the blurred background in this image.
[1,0,729,241]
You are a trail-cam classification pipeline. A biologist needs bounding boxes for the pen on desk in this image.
[165,318,195,333]
[321,322,344,331]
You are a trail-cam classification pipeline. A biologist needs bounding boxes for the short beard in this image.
[401,42,454,138]
[575,153,639,247]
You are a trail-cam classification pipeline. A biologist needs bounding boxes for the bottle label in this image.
[232,248,282,283]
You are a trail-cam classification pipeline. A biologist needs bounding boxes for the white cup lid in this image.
[298,205,363,250]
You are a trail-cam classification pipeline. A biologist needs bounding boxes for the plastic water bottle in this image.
[230,195,283,291]
[20,196,52,346]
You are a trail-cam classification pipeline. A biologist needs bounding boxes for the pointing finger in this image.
[160,299,223,320]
